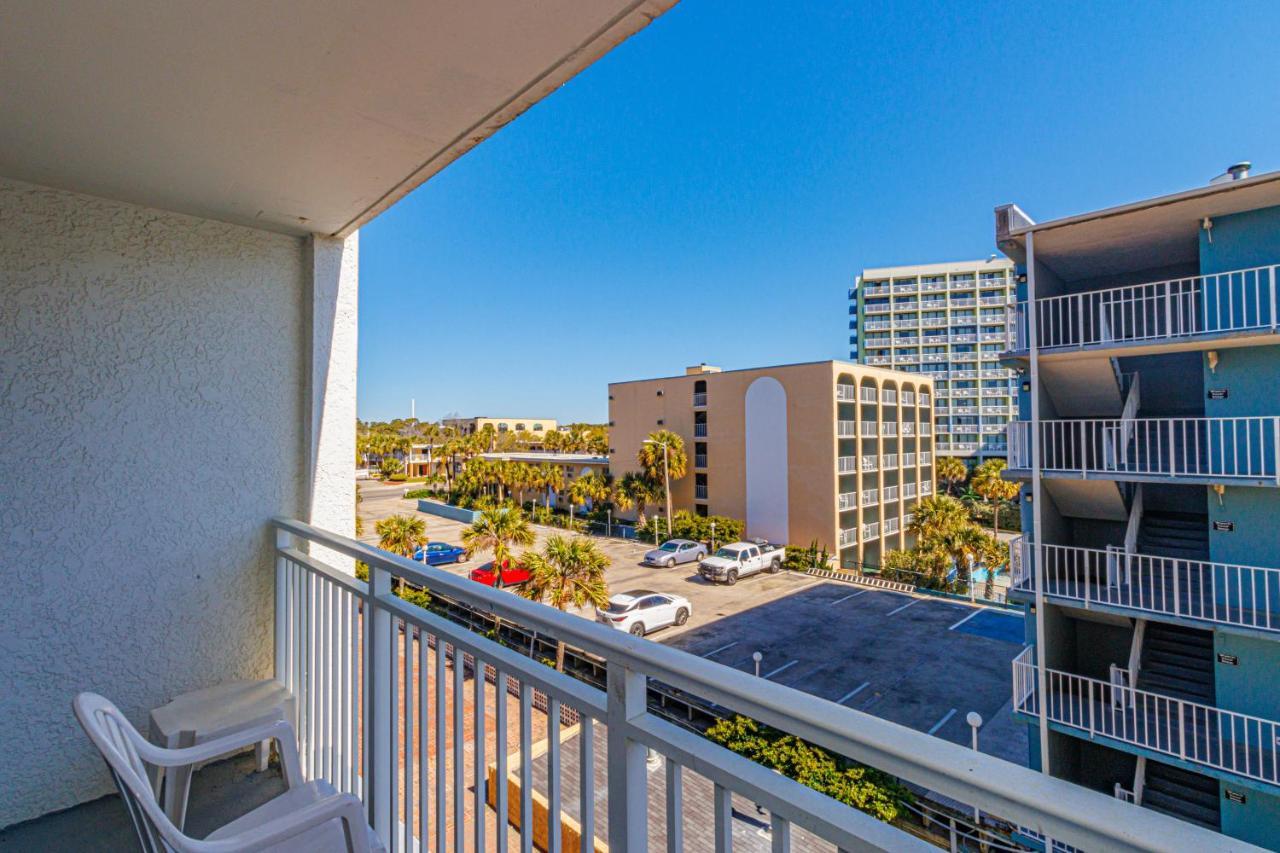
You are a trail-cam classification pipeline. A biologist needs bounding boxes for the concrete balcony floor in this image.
[0,753,284,851]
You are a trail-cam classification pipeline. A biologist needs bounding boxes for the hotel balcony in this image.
[861,521,881,542]
[867,355,892,365]
[864,319,892,331]
[865,302,892,314]
[1012,646,1280,789]
[1008,536,1280,635]
[893,318,919,329]
[882,453,898,467]
[694,453,707,469]
[1006,417,1280,486]
[838,455,858,473]
[693,392,707,407]
[838,492,856,511]
[861,488,878,507]
[921,317,949,328]
[949,297,978,308]
[861,453,879,472]
[921,281,947,293]
[836,383,857,401]
[893,300,920,312]
[891,335,920,345]
[1009,265,1280,357]
[861,421,879,437]
[921,299,948,309]
[919,393,932,407]
[837,420,857,437]
[862,284,892,297]
[694,423,708,438]
[839,527,857,547]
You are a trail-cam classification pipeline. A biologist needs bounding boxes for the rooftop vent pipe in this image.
[1210,161,1251,185]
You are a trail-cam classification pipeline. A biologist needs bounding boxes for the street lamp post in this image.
[966,711,983,822]
[752,651,763,678]
[710,520,717,551]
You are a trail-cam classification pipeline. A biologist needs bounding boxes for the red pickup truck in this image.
[468,559,529,589]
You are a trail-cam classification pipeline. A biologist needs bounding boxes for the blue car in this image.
[413,542,466,565]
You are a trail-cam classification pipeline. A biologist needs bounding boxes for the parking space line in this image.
[702,641,738,658]
[886,598,922,616]
[928,708,958,735]
[829,589,868,605]
[764,660,799,679]
[837,682,870,704]
[949,608,988,631]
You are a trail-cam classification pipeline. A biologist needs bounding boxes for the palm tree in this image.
[907,494,969,542]
[971,459,1021,539]
[935,455,968,497]
[539,464,565,511]
[461,508,535,589]
[567,472,609,528]
[519,535,610,670]
[614,472,658,526]
[638,430,688,524]
[375,514,427,591]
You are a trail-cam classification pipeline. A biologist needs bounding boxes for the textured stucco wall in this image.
[0,178,308,826]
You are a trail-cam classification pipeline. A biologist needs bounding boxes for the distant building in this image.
[851,258,1017,463]
[608,362,935,569]
[441,416,558,436]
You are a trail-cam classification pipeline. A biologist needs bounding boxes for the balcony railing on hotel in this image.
[694,423,707,438]
[836,383,857,401]
[861,421,878,437]
[861,454,879,472]
[838,455,857,473]
[861,488,878,507]
[694,453,707,469]
[838,492,856,511]
[882,453,897,468]
[1012,647,1280,787]
[693,392,707,407]
[862,521,880,542]
[1009,538,1280,633]
[1007,417,1280,481]
[266,520,1239,853]
[1019,265,1279,351]
[839,527,857,547]
[837,420,856,438]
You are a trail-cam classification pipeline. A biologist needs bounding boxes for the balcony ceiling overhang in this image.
[0,0,676,237]
[1010,170,1280,281]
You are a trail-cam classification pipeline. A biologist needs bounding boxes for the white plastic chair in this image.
[74,692,381,852]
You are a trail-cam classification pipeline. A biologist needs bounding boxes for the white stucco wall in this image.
[0,178,316,826]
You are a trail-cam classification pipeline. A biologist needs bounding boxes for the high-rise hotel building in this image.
[1000,162,1280,847]
[608,362,935,570]
[850,259,1018,462]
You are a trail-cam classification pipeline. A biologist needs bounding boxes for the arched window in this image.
[533,424,544,432]
[515,423,526,431]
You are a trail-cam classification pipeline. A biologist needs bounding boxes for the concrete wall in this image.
[0,178,341,825]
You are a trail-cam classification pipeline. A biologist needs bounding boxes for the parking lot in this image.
[359,481,1029,765]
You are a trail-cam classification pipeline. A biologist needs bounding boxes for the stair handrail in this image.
[1132,756,1146,806]
[1109,662,1131,710]
[1126,618,1147,696]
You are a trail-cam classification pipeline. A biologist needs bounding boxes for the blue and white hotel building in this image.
[999,162,1280,847]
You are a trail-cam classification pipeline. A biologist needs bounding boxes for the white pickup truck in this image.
[697,541,786,585]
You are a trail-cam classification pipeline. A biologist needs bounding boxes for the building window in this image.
[695,503,708,517]
[533,424,544,431]
[515,423,526,431]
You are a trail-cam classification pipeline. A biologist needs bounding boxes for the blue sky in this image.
[358,0,1280,423]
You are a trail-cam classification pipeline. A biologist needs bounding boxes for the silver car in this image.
[643,538,707,568]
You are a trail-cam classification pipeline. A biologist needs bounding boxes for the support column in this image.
[306,233,359,573]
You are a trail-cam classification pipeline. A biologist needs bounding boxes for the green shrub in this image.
[636,511,744,546]
[783,540,830,572]
[397,586,431,608]
[388,473,406,482]
[705,715,910,823]
[404,488,435,499]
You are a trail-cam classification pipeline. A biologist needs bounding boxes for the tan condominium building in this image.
[441,416,558,436]
[608,362,936,569]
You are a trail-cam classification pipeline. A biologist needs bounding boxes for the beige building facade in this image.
[441,416,558,436]
[608,361,936,569]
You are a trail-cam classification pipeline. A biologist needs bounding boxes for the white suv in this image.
[596,589,691,637]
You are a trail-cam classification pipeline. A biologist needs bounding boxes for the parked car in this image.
[697,541,786,585]
[468,559,530,588]
[413,542,466,565]
[643,538,707,568]
[596,589,691,636]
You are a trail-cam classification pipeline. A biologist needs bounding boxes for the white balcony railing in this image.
[837,420,857,437]
[865,303,892,313]
[862,521,880,542]
[867,355,892,365]
[881,389,898,404]
[859,386,878,403]
[836,383,857,401]
[921,480,934,494]
[861,454,879,472]
[921,353,947,362]
[881,422,898,437]
[693,392,707,407]
[838,492,856,511]
[883,485,899,501]
[1026,265,1279,350]
[864,320,891,331]
[884,517,900,535]
[263,518,1222,853]
[1007,417,1280,481]
[920,423,933,436]
[920,452,933,465]
[902,452,916,467]
[1012,539,1280,633]
[903,482,917,499]
[1012,648,1280,787]
[919,393,931,407]
[882,453,898,468]
[839,527,857,547]
[901,391,915,406]
[838,455,857,473]
[861,421,878,437]
[861,489,878,507]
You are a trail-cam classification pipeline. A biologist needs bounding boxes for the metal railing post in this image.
[607,662,649,852]
[365,561,393,843]
[1271,266,1278,331]
[274,526,289,688]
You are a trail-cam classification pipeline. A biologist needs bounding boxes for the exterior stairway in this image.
[1136,510,1209,561]
[1142,760,1222,831]
[1136,621,1216,704]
